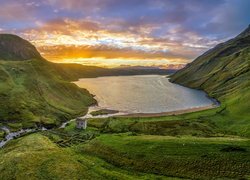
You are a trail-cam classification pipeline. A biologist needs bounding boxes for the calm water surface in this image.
[74,75,214,114]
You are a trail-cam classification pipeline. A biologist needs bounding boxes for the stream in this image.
[0,128,37,148]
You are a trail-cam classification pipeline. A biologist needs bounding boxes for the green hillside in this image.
[0,133,169,180]
[0,34,96,129]
[170,25,250,98]
[170,25,250,136]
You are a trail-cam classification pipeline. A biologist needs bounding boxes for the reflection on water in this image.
[74,75,214,114]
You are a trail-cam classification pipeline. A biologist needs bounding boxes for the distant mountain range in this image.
[115,64,185,70]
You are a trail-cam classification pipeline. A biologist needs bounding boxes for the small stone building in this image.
[76,117,87,129]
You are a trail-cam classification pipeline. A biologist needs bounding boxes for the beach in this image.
[119,104,218,117]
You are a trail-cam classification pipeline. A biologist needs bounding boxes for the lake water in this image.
[74,75,214,114]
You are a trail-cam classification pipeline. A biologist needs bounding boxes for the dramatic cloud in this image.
[38,44,188,60]
[0,0,249,67]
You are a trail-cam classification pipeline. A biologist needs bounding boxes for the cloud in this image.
[35,18,100,34]
[37,44,188,61]
[202,0,250,37]
[17,15,228,66]
[1,0,249,67]
[20,17,217,62]
[0,1,35,22]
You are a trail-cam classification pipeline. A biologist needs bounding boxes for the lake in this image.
[74,75,215,115]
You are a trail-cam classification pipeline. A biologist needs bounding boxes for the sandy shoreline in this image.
[118,104,218,118]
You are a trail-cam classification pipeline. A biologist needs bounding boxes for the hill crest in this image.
[0,34,42,61]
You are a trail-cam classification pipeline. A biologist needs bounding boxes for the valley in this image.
[0,25,249,179]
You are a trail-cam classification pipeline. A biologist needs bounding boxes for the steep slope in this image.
[0,34,95,129]
[171,25,250,135]
[0,34,42,61]
[170,25,250,97]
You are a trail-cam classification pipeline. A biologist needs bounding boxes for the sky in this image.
[0,0,249,68]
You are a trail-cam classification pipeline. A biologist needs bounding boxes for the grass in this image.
[0,130,5,140]
[86,102,248,137]
[0,133,178,180]
[41,121,100,148]
[0,59,96,130]
[90,109,119,116]
[0,98,249,179]
[170,30,250,137]
[81,133,250,179]
[1,128,249,179]
[0,134,89,179]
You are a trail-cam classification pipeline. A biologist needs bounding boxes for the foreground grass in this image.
[0,133,174,180]
[81,133,250,179]
[0,134,89,179]
[1,118,249,179]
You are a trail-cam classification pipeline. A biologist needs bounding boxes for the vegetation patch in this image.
[0,133,176,180]
[82,133,250,179]
[90,109,119,116]
[0,130,5,141]
[0,59,96,130]
[220,145,247,152]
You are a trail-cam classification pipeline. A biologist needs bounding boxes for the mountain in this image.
[0,34,96,129]
[171,25,250,135]
[170,25,250,96]
[115,65,184,70]
[0,34,42,61]
[110,65,176,75]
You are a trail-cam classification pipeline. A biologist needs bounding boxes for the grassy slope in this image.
[87,103,249,137]
[0,133,173,180]
[170,27,250,136]
[0,108,248,180]
[82,133,250,179]
[1,118,249,179]
[0,34,97,130]
[0,59,96,130]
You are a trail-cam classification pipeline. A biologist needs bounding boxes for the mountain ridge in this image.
[170,25,250,98]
